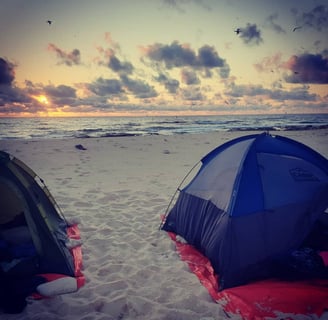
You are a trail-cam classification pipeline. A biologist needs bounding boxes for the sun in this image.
[33,94,49,105]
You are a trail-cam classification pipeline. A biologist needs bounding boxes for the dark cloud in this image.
[0,58,15,85]
[265,13,286,34]
[96,32,135,77]
[44,84,76,98]
[43,84,77,106]
[87,78,124,96]
[239,23,263,45]
[0,98,46,115]
[181,68,200,85]
[292,5,328,31]
[0,82,47,114]
[0,59,33,111]
[120,75,158,99]
[225,83,317,102]
[144,41,196,68]
[108,55,134,76]
[143,41,228,77]
[181,87,204,101]
[284,53,328,84]
[198,45,225,68]
[0,85,31,106]
[269,87,317,101]
[0,103,26,113]
[226,83,269,98]
[47,44,81,66]
[24,80,45,95]
[218,64,230,79]
[155,73,180,93]
[165,79,180,93]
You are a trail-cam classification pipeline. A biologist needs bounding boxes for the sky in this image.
[0,0,328,117]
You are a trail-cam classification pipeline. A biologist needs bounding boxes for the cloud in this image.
[254,53,284,73]
[225,83,270,98]
[87,74,158,100]
[104,32,121,52]
[142,41,230,90]
[161,0,211,13]
[0,34,326,116]
[292,5,328,31]
[142,41,228,76]
[283,53,328,84]
[0,58,33,110]
[96,33,134,76]
[0,85,31,107]
[143,41,196,68]
[181,87,205,101]
[47,44,81,66]
[120,75,158,99]
[23,81,79,110]
[87,78,124,96]
[265,13,286,34]
[181,68,200,85]
[154,73,180,93]
[108,55,134,76]
[0,58,15,85]
[44,84,76,98]
[239,23,263,45]
[218,64,230,79]
[198,45,225,68]
[225,83,317,102]
[254,52,328,84]
[43,84,77,106]
[269,86,317,101]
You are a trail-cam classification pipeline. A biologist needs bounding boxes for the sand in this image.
[0,129,328,320]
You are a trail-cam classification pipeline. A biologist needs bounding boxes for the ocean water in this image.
[0,113,327,140]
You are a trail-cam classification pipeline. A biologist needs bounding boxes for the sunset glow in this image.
[0,1,327,117]
[33,95,49,105]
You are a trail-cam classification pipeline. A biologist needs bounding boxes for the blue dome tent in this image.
[161,132,328,290]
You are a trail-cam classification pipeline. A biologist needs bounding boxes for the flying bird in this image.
[47,20,53,25]
[234,28,241,35]
[292,26,302,32]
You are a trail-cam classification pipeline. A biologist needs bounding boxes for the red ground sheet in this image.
[168,232,328,319]
[32,224,85,299]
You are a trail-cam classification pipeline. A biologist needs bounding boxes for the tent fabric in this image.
[0,150,84,307]
[66,223,85,289]
[32,224,85,299]
[162,133,328,290]
[0,153,73,276]
[168,231,328,319]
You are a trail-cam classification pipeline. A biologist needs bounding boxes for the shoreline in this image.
[1,114,328,141]
[0,129,327,319]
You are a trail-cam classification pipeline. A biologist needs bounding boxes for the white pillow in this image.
[37,277,78,297]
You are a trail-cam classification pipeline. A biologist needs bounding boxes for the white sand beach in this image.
[0,129,328,320]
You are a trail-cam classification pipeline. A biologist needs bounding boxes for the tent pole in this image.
[159,160,201,230]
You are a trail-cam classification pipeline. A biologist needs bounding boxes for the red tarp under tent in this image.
[168,232,328,319]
